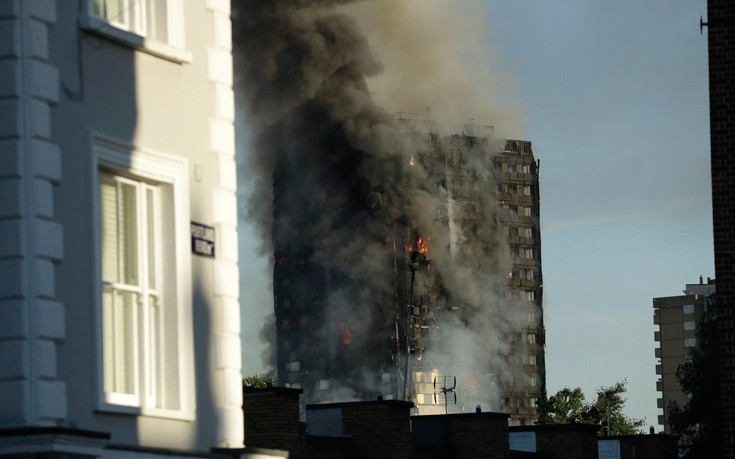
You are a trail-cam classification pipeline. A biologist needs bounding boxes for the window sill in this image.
[79,14,193,64]
[97,399,195,422]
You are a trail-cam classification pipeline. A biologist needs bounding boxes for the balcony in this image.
[656,380,663,391]
[655,364,662,375]
[654,331,661,342]
[657,398,664,409]
[653,314,660,325]
[655,347,661,358]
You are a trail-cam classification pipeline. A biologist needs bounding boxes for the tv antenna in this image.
[433,376,457,415]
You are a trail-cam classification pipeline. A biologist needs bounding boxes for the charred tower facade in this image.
[272,119,544,425]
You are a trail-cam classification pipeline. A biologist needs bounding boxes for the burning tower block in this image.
[272,117,544,426]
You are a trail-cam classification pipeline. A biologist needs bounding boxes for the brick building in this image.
[241,387,677,459]
[705,0,735,455]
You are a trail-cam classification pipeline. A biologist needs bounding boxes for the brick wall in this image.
[242,387,303,459]
[614,434,678,459]
[707,0,735,456]
[511,424,598,459]
[304,435,354,459]
[413,412,510,459]
[338,401,414,459]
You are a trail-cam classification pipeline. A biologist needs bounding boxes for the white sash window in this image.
[95,135,193,419]
[101,172,172,409]
[90,0,184,48]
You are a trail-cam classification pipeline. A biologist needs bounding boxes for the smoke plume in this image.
[233,0,528,412]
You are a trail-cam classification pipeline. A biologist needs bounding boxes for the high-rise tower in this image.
[272,120,544,425]
[653,278,716,432]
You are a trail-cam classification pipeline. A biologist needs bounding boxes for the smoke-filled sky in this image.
[238,0,712,429]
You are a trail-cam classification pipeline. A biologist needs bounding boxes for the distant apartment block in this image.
[653,277,715,431]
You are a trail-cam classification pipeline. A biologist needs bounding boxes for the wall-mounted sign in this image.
[191,222,215,257]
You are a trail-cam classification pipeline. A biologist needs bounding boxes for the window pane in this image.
[101,175,138,286]
[93,0,105,16]
[101,174,119,282]
[120,181,139,286]
[103,286,135,394]
[149,294,163,408]
[148,0,169,42]
[147,187,156,290]
[102,0,129,27]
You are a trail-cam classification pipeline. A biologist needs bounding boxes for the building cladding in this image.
[273,123,544,425]
[653,278,715,432]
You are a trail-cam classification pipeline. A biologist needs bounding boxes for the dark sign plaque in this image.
[191,222,215,257]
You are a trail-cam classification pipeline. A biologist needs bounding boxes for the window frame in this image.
[91,133,194,420]
[80,0,192,64]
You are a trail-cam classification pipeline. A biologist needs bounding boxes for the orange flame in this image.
[405,233,430,254]
[339,321,352,346]
[417,235,429,254]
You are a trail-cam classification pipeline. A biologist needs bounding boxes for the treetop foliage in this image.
[537,380,645,436]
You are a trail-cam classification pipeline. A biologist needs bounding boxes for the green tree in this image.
[667,309,721,459]
[537,387,586,424]
[537,380,645,435]
[243,373,274,389]
[585,381,646,435]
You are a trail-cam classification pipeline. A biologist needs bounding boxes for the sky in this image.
[238,0,714,430]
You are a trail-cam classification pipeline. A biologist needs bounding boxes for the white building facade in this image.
[0,0,254,457]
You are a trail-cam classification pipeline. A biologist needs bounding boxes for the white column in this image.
[206,0,243,448]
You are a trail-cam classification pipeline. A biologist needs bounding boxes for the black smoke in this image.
[232,1,522,409]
